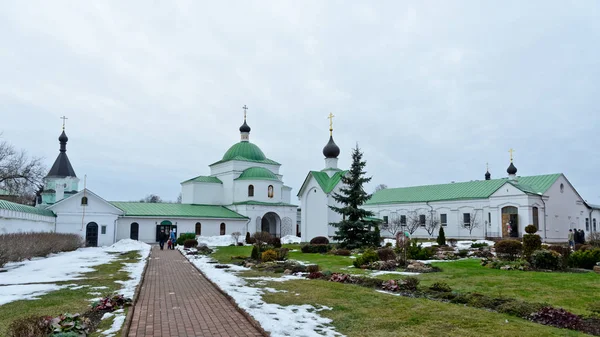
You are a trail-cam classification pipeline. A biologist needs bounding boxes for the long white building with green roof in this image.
[364,162,600,242]
[1,114,297,246]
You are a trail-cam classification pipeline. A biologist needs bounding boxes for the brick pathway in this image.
[129,246,264,337]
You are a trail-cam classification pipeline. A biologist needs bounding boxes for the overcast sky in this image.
[1,1,599,204]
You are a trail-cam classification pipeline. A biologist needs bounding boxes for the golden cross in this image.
[509,148,515,162]
[327,113,335,136]
[242,105,248,120]
[486,162,489,171]
[60,116,68,130]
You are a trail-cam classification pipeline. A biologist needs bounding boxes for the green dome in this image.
[222,142,267,162]
[236,167,279,181]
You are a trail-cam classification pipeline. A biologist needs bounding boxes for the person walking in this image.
[159,230,167,250]
[169,229,176,250]
[568,229,574,250]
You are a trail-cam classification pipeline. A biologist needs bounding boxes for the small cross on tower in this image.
[327,113,335,136]
[242,105,248,120]
[509,148,515,162]
[60,116,68,130]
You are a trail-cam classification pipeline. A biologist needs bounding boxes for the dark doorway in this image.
[130,222,139,240]
[86,222,99,247]
[501,206,519,238]
[155,220,177,242]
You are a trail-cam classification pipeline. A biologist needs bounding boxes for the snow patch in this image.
[197,235,237,247]
[370,271,421,277]
[281,235,301,244]
[186,254,345,337]
[0,284,67,305]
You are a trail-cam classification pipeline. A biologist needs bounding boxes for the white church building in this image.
[0,113,296,246]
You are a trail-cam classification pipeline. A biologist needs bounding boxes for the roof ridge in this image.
[382,173,562,191]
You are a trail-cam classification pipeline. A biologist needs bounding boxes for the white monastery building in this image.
[1,112,599,245]
[0,112,296,246]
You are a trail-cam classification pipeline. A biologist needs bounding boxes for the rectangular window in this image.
[463,213,471,227]
[400,215,406,225]
[383,215,389,224]
[586,218,590,231]
[593,218,597,232]
[440,214,447,226]
[488,212,491,227]
[532,207,539,230]
[101,225,107,235]
[419,214,426,226]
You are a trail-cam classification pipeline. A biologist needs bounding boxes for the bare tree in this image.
[374,184,388,193]
[424,210,440,237]
[383,216,405,238]
[463,210,482,237]
[405,211,422,235]
[231,231,242,244]
[140,194,162,203]
[0,138,46,205]
[176,193,182,203]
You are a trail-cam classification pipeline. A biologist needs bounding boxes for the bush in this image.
[403,276,420,291]
[437,227,446,246]
[575,244,592,251]
[530,249,562,270]
[385,242,393,247]
[522,234,542,259]
[406,240,434,260]
[470,242,489,249]
[377,247,396,261]
[331,248,351,256]
[429,282,452,292]
[183,239,198,248]
[237,242,244,246]
[276,248,289,261]
[0,232,82,267]
[353,248,379,268]
[250,245,260,260]
[231,231,242,244]
[176,233,196,246]
[7,315,52,337]
[307,264,320,273]
[457,250,469,258]
[91,294,132,311]
[261,249,278,262]
[529,307,581,330]
[525,224,538,234]
[307,271,324,279]
[245,231,251,244]
[300,244,331,254]
[497,300,545,318]
[269,237,282,248]
[588,232,600,247]
[569,248,600,269]
[495,240,523,261]
[310,236,330,245]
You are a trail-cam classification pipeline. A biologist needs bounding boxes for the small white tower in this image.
[322,113,341,176]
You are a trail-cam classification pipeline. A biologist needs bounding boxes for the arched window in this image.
[532,207,539,230]
[220,223,226,235]
[248,185,254,197]
[81,196,88,206]
[195,222,202,236]
[268,185,274,198]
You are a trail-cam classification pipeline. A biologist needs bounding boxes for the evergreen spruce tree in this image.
[329,144,380,249]
[437,226,446,246]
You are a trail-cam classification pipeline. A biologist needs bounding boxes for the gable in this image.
[490,182,528,198]
[48,189,123,215]
[297,170,346,197]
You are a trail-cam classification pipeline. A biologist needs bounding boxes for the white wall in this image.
[0,209,55,234]
[543,175,590,242]
[181,182,224,205]
[233,180,283,203]
[116,217,249,243]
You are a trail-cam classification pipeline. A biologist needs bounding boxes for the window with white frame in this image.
[463,213,471,227]
[400,215,406,226]
[419,214,426,226]
[383,215,389,224]
[586,218,590,231]
[593,218,597,232]
[440,214,447,226]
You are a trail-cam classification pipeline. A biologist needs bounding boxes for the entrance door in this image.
[155,221,177,242]
[86,222,99,247]
[130,223,139,240]
[501,206,519,238]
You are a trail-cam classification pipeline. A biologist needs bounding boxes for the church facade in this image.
[0,113,296,246]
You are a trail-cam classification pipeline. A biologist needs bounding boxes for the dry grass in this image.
[0,232,82,267]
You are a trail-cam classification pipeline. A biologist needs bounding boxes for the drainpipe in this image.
[113,218,118,244]
[540,195,547,240]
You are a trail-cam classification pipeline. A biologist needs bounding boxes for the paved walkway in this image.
[129,246,264,337]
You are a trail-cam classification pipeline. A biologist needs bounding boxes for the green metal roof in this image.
[235,167,280,181]
[110,202,248,219]
[181,175,223,184]
[0,199,56,217]
[367,174,562,205]
[232,200,298,207]
[210,142,280,166]
[310,170,347,194]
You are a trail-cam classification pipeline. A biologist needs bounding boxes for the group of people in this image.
[158,229,177,250]
[568,228,586,249]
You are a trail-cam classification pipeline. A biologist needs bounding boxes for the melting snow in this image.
[281,235,301,244]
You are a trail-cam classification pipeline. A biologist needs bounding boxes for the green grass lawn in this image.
[261,279,586,337]
[0,251,141,337]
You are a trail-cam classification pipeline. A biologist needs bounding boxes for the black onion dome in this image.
[59,130,68,143]
[322,136,340,158]
[485,170,491,180]
[239,120,251,133]
[507,162,517,175]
